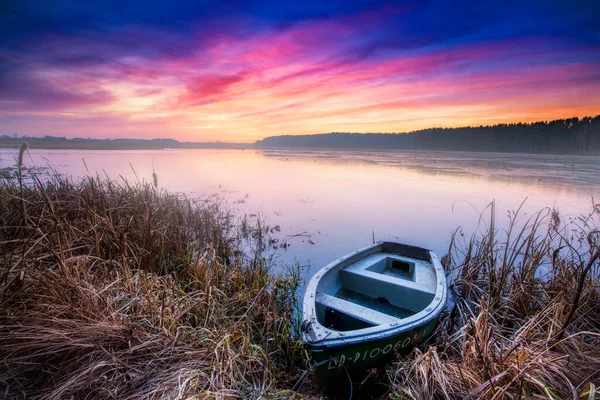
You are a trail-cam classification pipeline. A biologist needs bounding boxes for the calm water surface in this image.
[2,148,598,283]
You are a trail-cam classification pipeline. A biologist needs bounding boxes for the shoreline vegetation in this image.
[1,115,599,155]
[1,171,306,399]
[1,166,600,398]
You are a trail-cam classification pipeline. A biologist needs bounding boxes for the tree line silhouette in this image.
[2,115,598,154]
[256,115,600,154]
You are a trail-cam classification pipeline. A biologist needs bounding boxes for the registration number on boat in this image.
[327,333,423,370]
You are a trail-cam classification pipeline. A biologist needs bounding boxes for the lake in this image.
[1,148,598,283]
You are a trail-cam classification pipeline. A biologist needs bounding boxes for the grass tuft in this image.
[0,174,308,399]
[390,203,600,399]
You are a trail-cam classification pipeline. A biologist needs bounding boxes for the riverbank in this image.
[0,174,307,399]
[1,172,599,399]
[3,111,600,157]
[1,138,598,157]
[389,203,600,398]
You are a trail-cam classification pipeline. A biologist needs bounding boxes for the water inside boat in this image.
[315,253,437,332]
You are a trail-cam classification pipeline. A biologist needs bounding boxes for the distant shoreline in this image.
[0,139,598,156]
[2,114,599,155]
[0,138,253,151]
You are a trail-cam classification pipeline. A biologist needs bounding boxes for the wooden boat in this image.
[300,241,447,390]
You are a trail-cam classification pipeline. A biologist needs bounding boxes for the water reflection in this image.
[260,149,600,194]
[1,148,598,283]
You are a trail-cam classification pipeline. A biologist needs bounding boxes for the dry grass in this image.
[3,165,599,400]
[0,173,308,399]
[390,202,600,400]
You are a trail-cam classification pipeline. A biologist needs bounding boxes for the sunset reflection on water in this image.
[1,148,597,282]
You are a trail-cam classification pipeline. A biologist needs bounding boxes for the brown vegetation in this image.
[0,174,304,399]
[1,167,599,399]
[390,203,600,399]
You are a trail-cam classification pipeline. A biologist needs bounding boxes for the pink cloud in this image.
[2,11,599,142]
[178,73,248,105]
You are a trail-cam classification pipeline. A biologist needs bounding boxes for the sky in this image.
[1,0,599,142]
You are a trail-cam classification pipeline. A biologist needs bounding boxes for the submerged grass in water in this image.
[1,168,599,399]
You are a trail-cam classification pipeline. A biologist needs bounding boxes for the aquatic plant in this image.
[390,202,600,399]
[0,174,307,399]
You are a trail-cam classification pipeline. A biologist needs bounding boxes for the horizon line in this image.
[2,113,598,144]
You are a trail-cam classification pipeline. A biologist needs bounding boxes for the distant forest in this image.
[0,136,247,150]
[256,115,600,154]
[2,115,599,154]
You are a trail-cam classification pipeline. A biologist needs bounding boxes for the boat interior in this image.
[315,253,437,331]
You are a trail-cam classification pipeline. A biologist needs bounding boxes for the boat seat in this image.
[339,269,435,313]
[316,292,397,326]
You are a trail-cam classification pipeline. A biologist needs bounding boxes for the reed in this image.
[2,168,599,399]
[389,203,600,399]
[16,141,30,226]
[0,173,307,399]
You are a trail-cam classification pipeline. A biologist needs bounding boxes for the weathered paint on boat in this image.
[301,241,447,390]
[309,318,439,390]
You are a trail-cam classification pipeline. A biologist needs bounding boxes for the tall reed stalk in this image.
[390,202,600,399]
[16,141,29,226]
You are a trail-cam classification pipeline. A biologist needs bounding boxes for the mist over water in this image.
[2,148,598,283]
